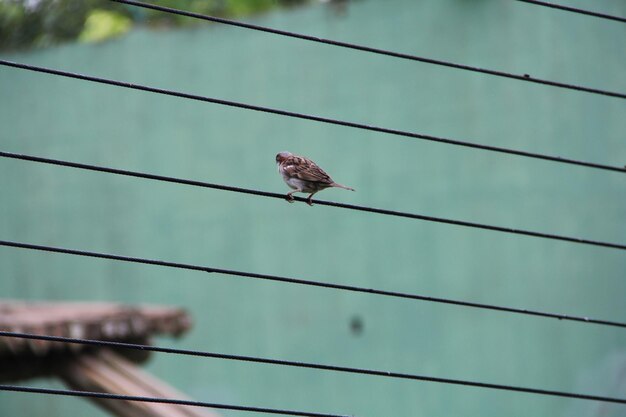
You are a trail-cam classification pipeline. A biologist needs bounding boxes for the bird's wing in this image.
[283,156,333,184]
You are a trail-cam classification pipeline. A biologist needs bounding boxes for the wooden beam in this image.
[58,349,220,417]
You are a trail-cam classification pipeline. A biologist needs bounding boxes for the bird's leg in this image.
[286,190,297,203]
[306,192,318,206]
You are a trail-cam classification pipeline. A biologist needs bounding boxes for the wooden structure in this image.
[0,300,219,417]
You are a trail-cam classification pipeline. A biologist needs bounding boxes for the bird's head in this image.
[276,151,292,164]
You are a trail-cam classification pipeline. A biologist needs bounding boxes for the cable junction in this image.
[109,0,626,99]
[0,385,348,417]
[1,239,625,327]
[1,332,626,404]
[2,151,626,251]
[1,61,625,174]
[513,0,626,23]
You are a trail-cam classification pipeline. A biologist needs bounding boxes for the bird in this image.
[276,151,355,206]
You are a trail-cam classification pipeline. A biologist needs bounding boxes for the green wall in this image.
[1,0,625,416]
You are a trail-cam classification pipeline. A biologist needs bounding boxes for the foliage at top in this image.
[0,0,309,52]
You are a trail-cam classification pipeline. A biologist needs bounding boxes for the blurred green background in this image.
[0,0,308,51]
[1,0,626,416]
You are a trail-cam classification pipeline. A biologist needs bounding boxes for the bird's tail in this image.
[332,182,355,191]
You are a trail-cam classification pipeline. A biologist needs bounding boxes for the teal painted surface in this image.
[1,0,625,416]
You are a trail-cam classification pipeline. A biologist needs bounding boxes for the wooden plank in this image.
[0,301,191,357]
[59,349,220,417]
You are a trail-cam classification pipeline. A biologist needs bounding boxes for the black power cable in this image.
[1,334,626,404]
[0,385,349,417]
[2,151,625,251]
[1,239,625,327]
[108,0,626,98]
[1,60,625,174]
[513,0,626,23]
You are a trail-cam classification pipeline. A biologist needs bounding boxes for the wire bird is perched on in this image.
[276,151,355,206]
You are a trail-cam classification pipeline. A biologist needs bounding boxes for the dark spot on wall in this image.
[349,315,363,336]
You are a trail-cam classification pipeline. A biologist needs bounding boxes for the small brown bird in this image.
[276,151,355,206]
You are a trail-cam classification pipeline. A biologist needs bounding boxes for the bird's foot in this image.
[306,196,314,206]
[286,194,295,204]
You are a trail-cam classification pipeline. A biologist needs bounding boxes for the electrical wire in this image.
[2,151,626,250]
[1,3,623,410]
[108,0,626,99]
[1,333,626,404]
[513,0,626,23]
[0,384,348,417]
[1,239,625,328]
[1,61,625,175]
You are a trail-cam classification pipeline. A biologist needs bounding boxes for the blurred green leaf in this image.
[0,0,310,51]
[79,9,132,43]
